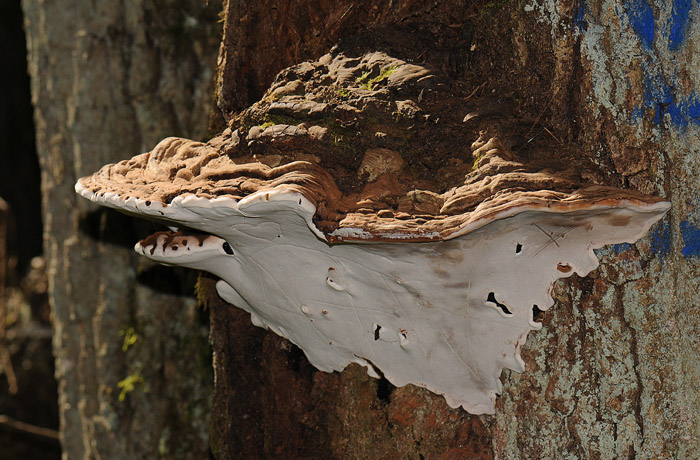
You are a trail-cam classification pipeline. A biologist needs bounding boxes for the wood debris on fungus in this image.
[75,48,670,414]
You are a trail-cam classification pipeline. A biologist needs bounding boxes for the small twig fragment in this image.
[0,414,60,442]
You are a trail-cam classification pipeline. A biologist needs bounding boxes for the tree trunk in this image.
[22,1,221,458]
[208,0,698,459]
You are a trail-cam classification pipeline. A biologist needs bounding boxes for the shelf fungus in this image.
[75,49,670,414]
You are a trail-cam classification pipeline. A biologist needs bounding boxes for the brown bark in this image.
[207,0,697,458]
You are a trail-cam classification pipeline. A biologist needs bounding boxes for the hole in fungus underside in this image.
[532,305,544,322]
[486,292,512,316]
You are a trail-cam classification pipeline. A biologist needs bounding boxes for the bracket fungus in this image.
[75,49,670,414]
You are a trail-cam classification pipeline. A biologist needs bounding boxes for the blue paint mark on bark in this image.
[574,0,587,31]
[625,0,656,49]
[638,73,700,127]
[650,220,671,258]
[612,243,633,254]
[643,74,672,124]
[620,0,700,127]
[668,0,692,50]
[680,221,700,256]
[630,106,645,123]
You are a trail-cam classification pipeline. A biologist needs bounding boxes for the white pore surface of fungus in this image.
[75,171,669,414]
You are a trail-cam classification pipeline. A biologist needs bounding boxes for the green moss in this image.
[357,65,399,90]
[235,113,259,135]
[336,87,351,99]
[323,119,356,151]
[371,65,399,86]
[120,327,138,352]
[356,71,372,87]
[117,373,144,402]
[392,110,408,123]
[471,151,486,171]
[263,113,302,126]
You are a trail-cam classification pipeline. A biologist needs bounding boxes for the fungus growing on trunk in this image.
[75,49,670,414]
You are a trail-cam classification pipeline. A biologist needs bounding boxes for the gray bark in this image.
[22,1,221,458]
[494,0,700,456]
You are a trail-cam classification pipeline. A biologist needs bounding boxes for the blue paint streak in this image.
[612,243,633,254]
[630,106,645,123]
[668,0,692,50]
[640,73,700,128]
[680,221,700,257]
[574,0,587,32]
[643,73,671,124]
[650,220,671,258]
[625,0,656,49]
[684,97,700,124]
[620,0,700,127]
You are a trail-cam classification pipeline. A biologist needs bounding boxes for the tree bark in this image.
[208,0,699,458]
[23,1,221,458]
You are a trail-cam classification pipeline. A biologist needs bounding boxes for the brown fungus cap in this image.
[77,49,668,242]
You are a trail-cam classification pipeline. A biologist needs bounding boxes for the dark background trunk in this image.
[0,0,56,458]
[20,0,222,458]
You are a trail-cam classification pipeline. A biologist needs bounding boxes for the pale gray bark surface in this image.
[494,1,700,458]
[23,1,220,458]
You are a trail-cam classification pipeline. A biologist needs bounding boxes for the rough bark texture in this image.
[22,1,221,458]
[204,0,697,458]
[493,0,700,457]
